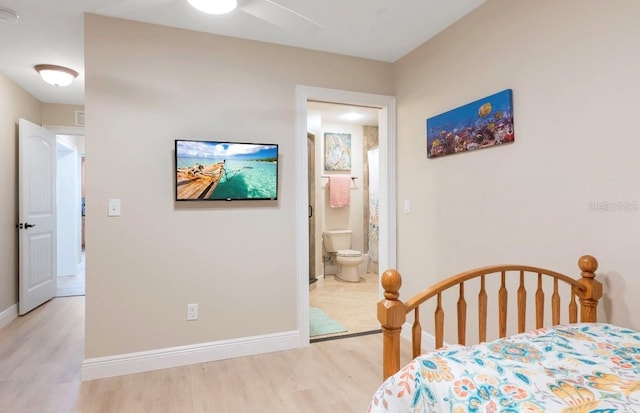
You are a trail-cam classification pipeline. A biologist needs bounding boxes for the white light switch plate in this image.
[108,199,121,216]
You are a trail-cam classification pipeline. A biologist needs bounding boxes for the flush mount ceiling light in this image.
[34,64,78,87]
[341,112,365,121]
[0,7,19,24]
[187,0,237,15]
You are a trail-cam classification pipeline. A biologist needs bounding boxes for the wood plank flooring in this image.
[0,296,408,412]
[77,334,384,412]
[0,297,84,412]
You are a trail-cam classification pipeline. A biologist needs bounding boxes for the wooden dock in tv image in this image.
[176,161,225,200]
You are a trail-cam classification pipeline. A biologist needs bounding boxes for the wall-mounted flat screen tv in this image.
[175,139,278,201]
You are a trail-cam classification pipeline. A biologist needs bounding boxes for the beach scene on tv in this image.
[176,140,278,200]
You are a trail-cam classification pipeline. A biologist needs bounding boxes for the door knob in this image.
[24,223,35,229]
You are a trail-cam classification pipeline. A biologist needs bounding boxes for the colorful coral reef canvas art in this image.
[324,133,351,171]
[427,89,514,158]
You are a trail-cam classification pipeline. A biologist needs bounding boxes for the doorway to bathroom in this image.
[307,101,381,340]
[295,86,397,345]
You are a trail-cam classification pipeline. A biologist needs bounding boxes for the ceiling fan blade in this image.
[96,0,173,16]
[241,0,322,35]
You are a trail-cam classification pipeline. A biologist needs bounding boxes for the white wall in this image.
[394,0,640,338]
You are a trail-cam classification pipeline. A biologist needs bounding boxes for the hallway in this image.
[57,252,85,297]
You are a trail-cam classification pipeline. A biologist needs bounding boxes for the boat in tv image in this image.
[175,139,278,201]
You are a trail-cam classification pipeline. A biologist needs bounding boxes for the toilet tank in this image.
[323,230,352,252]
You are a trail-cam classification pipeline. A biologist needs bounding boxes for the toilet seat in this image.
[337,249,362,257]
[335,249,364,282]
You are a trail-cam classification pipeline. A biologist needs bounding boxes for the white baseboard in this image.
[82,330,300,381]
[0,304,18,330]
[400,322,436,352]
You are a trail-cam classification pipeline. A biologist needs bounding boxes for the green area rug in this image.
[309,307,347,337]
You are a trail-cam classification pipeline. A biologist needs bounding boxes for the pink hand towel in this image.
[329,176,351,208]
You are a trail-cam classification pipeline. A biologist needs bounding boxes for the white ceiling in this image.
[0,0,485,106]
[308,101,379,127]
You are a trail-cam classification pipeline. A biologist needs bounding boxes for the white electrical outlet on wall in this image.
[108,198,121,216]
[187,303,198,321]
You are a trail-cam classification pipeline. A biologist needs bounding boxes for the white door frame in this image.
[295,86,397,346]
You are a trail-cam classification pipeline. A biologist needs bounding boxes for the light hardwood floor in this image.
[0,296,405,412]
[0,297,84,412]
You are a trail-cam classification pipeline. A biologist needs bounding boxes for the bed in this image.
[370,255,640,412]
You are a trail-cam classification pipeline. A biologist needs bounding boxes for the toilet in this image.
[322,230,364,282]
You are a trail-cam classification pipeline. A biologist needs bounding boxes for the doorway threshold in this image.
[310,329,381,344]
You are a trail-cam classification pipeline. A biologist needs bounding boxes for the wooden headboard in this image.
[377,255,603,380]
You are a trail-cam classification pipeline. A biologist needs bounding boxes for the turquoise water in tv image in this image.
[176,140,278,200]
[177,157,277,199]
[212,159,277,200]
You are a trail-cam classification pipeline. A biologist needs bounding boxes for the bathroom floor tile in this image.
[309,272,380,339]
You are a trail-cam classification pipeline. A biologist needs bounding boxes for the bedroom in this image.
[1,0,639,410]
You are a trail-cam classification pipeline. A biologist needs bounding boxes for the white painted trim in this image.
[378,102,398,273]
[56,137,77,152]
[0,304,18,329]
[400,322,437,352]
[42,124,85,135]
[81,330,300,381]
[295,88,311,347]
[295,85,397,348]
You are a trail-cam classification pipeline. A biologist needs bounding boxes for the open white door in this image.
[18,119,57,315]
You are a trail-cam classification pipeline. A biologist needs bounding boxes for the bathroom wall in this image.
[362,126,379,274]
[306,106,378,277]
[317,122,365,269]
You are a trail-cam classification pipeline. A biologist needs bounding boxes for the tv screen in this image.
[175,139,278,201]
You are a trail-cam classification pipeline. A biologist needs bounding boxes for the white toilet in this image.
[323,230,364,282]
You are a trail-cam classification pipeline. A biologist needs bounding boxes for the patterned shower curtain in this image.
[367,148,379,265]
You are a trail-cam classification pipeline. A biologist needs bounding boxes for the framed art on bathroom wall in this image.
[324,132,351,171]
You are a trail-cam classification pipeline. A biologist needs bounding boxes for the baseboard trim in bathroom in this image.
[310,329,382,344]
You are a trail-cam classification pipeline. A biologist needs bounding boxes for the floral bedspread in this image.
[369,323,640,413]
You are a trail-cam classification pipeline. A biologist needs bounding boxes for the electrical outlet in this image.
[108,199,121,216]
[187,303,198,321]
